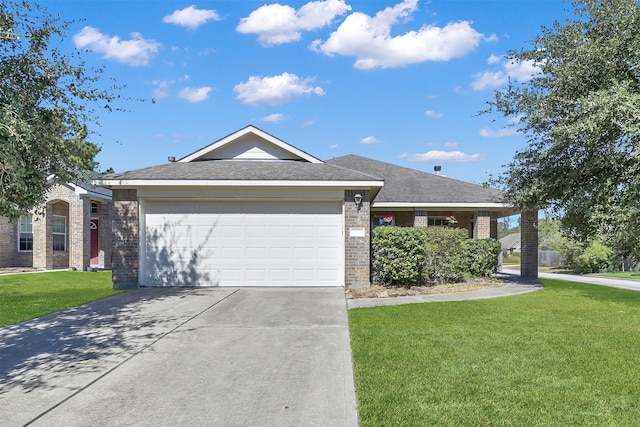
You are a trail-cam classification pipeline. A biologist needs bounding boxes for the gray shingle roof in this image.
[102,160,383,182]
[326,155,504,204]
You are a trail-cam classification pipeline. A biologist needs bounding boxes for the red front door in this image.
[90,219,99,265]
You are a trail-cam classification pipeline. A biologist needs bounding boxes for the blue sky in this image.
[42,0,569,184]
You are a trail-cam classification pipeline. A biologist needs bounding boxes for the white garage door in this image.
[142,201,343,287]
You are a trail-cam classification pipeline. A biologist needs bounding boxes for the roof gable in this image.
[179,125,322,163]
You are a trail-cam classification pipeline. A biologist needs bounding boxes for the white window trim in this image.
[18,214,33,252]
[52,215,67,252]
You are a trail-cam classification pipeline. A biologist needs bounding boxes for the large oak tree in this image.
[488,0,640,258]
[0,1,121,220]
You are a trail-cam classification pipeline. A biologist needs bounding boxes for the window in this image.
[52,215,66,251]
[18,215,33,251]
[428,217,447,227]
[91,201,98,215]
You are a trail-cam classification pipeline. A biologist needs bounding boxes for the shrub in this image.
[461,238,502,277]
[576,241,613,273]
[422,227,468,283]
[556,238,613,273]
[371,227,428,287]
[371,227,502,287]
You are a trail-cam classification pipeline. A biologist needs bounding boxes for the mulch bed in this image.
[345,277,505,299]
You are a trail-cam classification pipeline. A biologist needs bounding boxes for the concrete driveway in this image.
[0,287,358,427]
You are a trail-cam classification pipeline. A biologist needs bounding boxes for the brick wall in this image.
[0,217,17,267]
[521,209,539,279]
[474,211,491,239]
[344,190,370,288]
[112,189,139,289]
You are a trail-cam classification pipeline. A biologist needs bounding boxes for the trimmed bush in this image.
[461,238,502,277]
[371,227,428,287]
[422,227,468,283]
[371,227,501,287]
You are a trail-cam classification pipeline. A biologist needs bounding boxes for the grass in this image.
[592,271,640,281]
[0,271,122,327]
[349,278,640,426]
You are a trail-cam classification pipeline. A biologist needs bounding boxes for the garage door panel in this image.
[143,201,343,287]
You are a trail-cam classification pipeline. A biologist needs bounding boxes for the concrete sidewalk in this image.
[0,287,357,427]
[502,267,640,292]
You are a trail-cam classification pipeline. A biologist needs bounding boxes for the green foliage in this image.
[485,0,640,259]
[556,237,614,273]
[576,241,613,273]
[371,227,428,287]
[0,1,125,220]
[371,227,500,287]
[461,238,502,277]
[423,227,468,283]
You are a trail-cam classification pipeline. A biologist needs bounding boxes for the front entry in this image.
[90,219,99,265]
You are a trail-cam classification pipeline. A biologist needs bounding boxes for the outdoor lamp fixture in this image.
[354,193,363,211]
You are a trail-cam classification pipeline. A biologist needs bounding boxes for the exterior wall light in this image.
[354,193,363,211]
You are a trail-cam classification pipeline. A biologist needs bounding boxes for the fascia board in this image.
[94,179,385,188]
[179,126,323,164]
[372,202,512,209]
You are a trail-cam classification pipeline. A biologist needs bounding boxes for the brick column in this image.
[521,209,539,279]
[32,211,47,268]
[70,195,91,270]
[413,210,428,227]
[344,190,370,288]
[112,189,139,289]
[474,211,491,239]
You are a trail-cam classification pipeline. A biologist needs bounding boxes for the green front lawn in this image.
[349,279,640,426]
[0,271,121,327]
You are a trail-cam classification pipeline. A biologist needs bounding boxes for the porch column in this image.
[112,189,139,289]
[521,209,539,279]
[474,211,491,239]
[413,210,428,227]
[344,189,370,288]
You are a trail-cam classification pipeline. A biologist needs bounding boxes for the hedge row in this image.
[371,226,502,287]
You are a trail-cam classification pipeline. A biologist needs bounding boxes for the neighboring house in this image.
[0,178,113,271]
[500,232,522,256]
[96,126,538,289]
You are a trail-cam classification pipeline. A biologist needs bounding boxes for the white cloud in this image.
[178,86,213,102]
[471,58,540,90]
[312,0,482,69]
[163,5,221,29]
[487,54,501,64]
[444,141,458,148]
[302,120,317,127]
[329,143,339,149]
[261,113,286,122]
[73,26,160,66]
[400,150,484,162]
[360,136,382,144]
[234,72,325,105]
[237,0,350,46]
[425,110,444,119]
[479,127,519,137]
[149,79,175,99]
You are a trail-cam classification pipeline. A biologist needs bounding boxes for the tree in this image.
[0,1,122,220]
[486,0,640,259]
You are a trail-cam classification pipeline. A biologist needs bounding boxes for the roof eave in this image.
[94,179,385,188]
